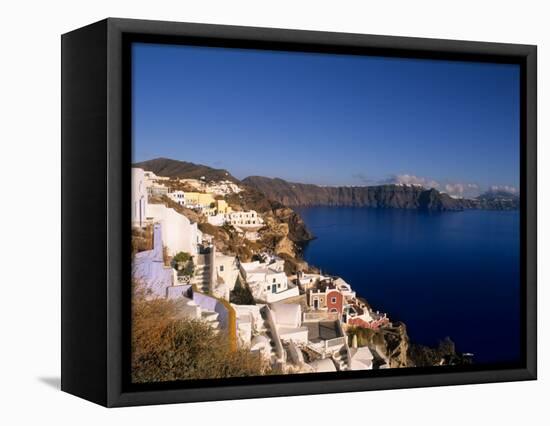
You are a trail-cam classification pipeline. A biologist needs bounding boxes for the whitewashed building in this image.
[143,171,169,196]
[232,304,264,347]
[349,346,374,370]
[215,253,239,291]
[167,190,186,206]
[132,223,175,298]
[131,168,148,227]
[146,203,202,257]
[240,257,299,303]
[209,252,240,300]
[271,303,309,344]
[206,180,243,196]
[207,213,227,226]
[227,210,263,227]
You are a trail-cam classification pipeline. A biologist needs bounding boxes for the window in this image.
[220,265,224,272]
[331,297,337,304]
[278,283,281,288]
[267,285,271,291]
[272,278,276,283]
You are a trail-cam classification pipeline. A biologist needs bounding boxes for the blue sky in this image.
[132,43,520,196]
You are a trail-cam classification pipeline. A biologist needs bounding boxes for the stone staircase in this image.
[332,347,350,371]
[201,309,220,334]
[258,309,277,365]
[192,253,212,294]
[263,319,277,364]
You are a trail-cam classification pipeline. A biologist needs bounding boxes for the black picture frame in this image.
[61,17,537,407]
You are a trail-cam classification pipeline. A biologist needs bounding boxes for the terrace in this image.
[303,320,346,357]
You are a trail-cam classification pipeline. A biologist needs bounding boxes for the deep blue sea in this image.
[295,207,521,364]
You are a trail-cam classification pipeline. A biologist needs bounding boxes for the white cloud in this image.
[489,185,518,194]
[444,182,479,197]
[384,174,440,189]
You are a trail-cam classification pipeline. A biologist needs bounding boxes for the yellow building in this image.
[183,192,215,208]
[215,199,232,214]
[184,192,232,217]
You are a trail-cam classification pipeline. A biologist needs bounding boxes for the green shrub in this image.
[230,278,256,305]
[172,251,191,264]
[171,252,194,277]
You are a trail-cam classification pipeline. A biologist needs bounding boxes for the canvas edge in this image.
[57,17,539,407]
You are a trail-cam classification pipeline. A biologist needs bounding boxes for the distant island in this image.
[242,176,519,211]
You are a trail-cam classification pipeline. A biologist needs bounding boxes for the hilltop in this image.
[133,157,240,183]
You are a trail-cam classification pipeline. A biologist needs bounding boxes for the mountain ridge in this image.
[241,175,519,211]
[133,157,240,183]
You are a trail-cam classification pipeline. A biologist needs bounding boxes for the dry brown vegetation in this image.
[131,225,153,256]
[164,178,204,193]
[162,245,171,267]
[132,283,270,383]
[198,222,262,262]
[346,326,387,348]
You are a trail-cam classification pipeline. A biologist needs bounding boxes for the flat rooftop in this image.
[304,320,342,343]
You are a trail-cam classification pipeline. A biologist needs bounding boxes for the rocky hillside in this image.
[134,157,239,183]
[242,176,519,211]
[225,187,314,261]
[135,158,314,263]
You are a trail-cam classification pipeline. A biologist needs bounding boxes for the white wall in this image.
[167,190,186,206]
[228,210,263,226]
[265,286,299,303]
[3,1,547,425]
[264,271,288,292]
[131,167,148,227]
[207,213,226,226]
[215,253,239,291]
[146,203,200,256]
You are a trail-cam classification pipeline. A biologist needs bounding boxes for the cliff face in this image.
[243,176,467,211]
[381,322,412,368]
[348,322,412,368]
[242,176,519,211]
[474,190,520,210]
[408,337,473,367]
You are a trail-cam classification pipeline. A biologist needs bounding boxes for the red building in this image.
[325,289,343,314]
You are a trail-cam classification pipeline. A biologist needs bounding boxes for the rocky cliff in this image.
[225,187,315,254]
[242,176,519,211]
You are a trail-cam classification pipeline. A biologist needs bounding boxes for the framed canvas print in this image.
[61,18,537,407]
